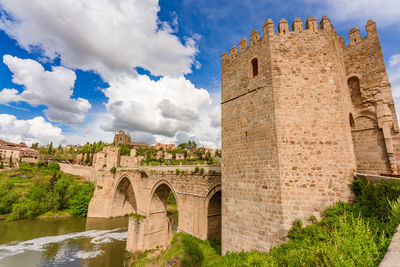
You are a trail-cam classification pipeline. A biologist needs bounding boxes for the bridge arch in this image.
[111,175,137,217]
[205,185,222,241]
[144,179,180,249]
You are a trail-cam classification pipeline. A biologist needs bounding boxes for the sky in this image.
[0,0,399,148]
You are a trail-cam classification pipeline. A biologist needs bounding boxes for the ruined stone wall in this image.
[221,20,282,252]
[344,20,398,174]
[59,163,95,182]
[93,146,120,171]
[120,155,141,167]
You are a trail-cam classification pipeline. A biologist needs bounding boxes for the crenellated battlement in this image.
[221,16,378,64]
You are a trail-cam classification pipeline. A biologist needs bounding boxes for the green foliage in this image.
[118,144,132,156]
[110,166,117,174]
[129,213,147,221]
[69,182,95,217]
[199,168,204,174]
[178,141,197,150]
[47,162,60,172]
[2,162,95,220]
[0,162,3,169]
[131,177,400,267]
[0,181,20,214]
[37,160,48,168]
[48,142,53,154]
[181,234,204,266]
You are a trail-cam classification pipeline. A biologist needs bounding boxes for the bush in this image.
[69,182,95,217]
[37,160,48,168]
[110,166,117,174]
[47,162,60,172]
[181,235,204,266]
[0,181,20,214]
[8,198,44,220]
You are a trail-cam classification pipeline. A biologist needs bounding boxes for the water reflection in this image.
[0,217,129,267]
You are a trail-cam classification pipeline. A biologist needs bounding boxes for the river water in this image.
[0,217,129,267]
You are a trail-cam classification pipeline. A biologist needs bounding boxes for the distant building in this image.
[0,140,39,160]
[154,143,176,151]
[113,130,150,148]
[175,153,185,160]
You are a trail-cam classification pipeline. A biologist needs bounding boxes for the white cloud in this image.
[0,55,91,126]
[305,0,400,27]
[102,75,211,137]
[0,114,64,145]
[209,106,221,128]
[0,0,197,79]
[0,0,221,147]
[389,54,400,67]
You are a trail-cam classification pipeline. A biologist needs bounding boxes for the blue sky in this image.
[0,0,399,147]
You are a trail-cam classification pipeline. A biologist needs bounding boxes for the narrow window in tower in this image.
[251,58,258,77]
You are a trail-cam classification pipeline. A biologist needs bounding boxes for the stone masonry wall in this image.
[221,20,282,252]
[59,163,95,182]
[88,165,222,252]
[270,17,356,235]
[344,20,398,174]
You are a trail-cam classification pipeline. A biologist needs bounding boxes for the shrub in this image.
[69,182,95,217]
[47,162,60,172]
[0,181,20,214]
[37,160,48,168]
[110,166,117,174]
[199,168,204,174]
[181,234,204,266]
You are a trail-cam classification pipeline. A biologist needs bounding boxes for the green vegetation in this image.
[36,141,109,165]
[129,213,147,221]
[129,176,400,266]
[110,166,117,174]
[167,191,178,229]
[118,144,132,156]
[0,162,94,220]
[136,141,221,166]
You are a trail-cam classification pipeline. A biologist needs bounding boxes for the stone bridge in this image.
[88,165,221,252]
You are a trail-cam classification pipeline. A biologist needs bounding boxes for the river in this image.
[0,217,129,267]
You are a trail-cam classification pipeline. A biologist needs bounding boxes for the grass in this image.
[128,177,400,266]
[38,209,72,218]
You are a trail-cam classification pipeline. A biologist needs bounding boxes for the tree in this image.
[48,142,53,154]
[9,156,13,168]
[31,143,39,149]
[0,162,3,169]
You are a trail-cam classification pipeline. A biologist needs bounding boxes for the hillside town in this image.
[0,130,220,170]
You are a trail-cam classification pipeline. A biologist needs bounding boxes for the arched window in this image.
[251,58,258,77]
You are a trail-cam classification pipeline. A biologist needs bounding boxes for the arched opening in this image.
[348,76,362,109]
[147,182,179,248]
[251,58,258,77]
[112,176,137,217]
[207,190,221,241]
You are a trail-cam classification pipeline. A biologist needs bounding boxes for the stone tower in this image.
[114,130,132,146]
[221,16,399,253]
